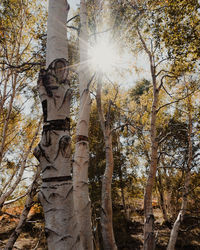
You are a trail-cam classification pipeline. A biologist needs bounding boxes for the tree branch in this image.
[156,90,196,113]
[67,14,79,24]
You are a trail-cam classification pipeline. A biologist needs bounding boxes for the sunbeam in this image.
[88,37,120,74]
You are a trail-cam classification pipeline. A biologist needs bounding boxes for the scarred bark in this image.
[34,1,78,249]
[34,58,77,250]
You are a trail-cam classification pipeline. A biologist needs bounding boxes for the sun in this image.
[88,38,119,74]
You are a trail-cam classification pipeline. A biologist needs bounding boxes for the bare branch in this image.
[0,61,42,71]
[158,74,178,91]
[67,14,79,24]
[156,90,196,113]
[155,58,169,68]
[4,192,28,205]
[137,27,151,57]
[155,69,176,78]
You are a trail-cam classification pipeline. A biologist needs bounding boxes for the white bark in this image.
[46,0,69,67]
[34,1,79,249]
[96,76,117,250]
[73,0,93,249]
[167,170,191,250]
[34,59,77,250]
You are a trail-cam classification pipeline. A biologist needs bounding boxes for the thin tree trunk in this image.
[96,76,117,250]
[73,0,93,249]
[137,26,159,249]
[165,169,172,217]
[157,169,168,222]
[143,84,158,250]
[0,121,41,210]
[167,95,192,250]
[101,128,118,250]
[119,167,128,219]
[4,167,41,250]
[34,1,78,249]
[0,14,23,166]
[0,73,17,166]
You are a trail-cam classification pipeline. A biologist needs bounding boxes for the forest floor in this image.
[0,204,200,250]
[114,206,200,250]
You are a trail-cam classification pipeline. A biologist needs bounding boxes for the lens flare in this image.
[89,38,119,73]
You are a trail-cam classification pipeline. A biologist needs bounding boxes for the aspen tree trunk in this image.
[73,0,93,249]
[167,95,192,250]
[34,1,78,249]
[96,76,118,250]
[137,27,159,250]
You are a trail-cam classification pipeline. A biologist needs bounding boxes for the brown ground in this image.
[0,206,200,249]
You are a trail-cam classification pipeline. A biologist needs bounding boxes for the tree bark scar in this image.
[43,118,70,131]
[42,100,47,122]
[42,176,72,182]
[76,135,89,143]
[38,144,51,163]
[146,214,155,223]
[54,135,71,160]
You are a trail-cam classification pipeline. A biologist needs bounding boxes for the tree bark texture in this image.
[72,1,93,249]
[96,78,118,250]
[167,96,192,250]
[101,128,118,250]
[46,0,69,68]
[34,1,78,249]
[34,58,78,250]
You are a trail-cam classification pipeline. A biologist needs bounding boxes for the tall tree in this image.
[96,75,118,250]
[33,0,78,249]
[73,0,94,249]
[167,85,193,250]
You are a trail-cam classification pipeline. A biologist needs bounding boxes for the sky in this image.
[45,0,151,88]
